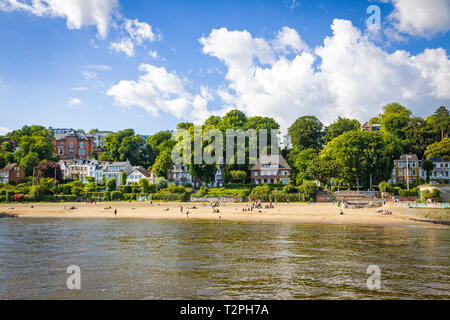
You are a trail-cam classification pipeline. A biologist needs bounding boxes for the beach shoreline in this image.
[1,202,448,228]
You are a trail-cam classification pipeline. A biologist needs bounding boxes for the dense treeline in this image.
[0,103,448,201]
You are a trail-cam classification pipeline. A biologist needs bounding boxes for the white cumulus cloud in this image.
[201,20,450,128]
[69,97,82,106]
[108,20,450,129]
[110,18,158,57]
[0,0,119,39]
[387,0,450,38]
[107,64,210,122]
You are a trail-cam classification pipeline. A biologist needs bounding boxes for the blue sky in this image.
[0,0,449,135]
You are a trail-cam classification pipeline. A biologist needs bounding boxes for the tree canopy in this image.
[288,116,323,151]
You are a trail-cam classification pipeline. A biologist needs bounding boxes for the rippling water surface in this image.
[0,218,449,299]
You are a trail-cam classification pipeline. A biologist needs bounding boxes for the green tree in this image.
[106,178,117,191]
[421,160,435,183]
[432,106,449,140]
[378,181,390,193]
[138,178,151,193]
[204,116,221,127]
[294,148,319,183]
[13,134,54,175]
[299,181,317,202]
[217,110,247,131]
[120,171,127,186]
[153,150,173,179]
[177,123,194,131]
[155,177,168,190]
[379,103,411,140]
[35,160,63,184]
[323,117,360,144]
[104,129,154,167]
[402,117,435,159]
[20,152,40,176]
[230,170,247,182]
[321,131,400,188]
[288,116,323,150]
[424,138,450,160]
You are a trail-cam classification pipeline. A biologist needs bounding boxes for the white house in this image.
[208,166,225,188]
[59,159,104,184]
[127,167,151,185]
[388,155,450,185]
[169,165,192,186]
[91,131,112,149]
[101,160,133,184]
[420,158,450,184]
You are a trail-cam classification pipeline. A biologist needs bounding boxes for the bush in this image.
[378,181,390,193]
[270,190,302,202]
[167,185,190,194]
[110,191,124,201]
[199,188,250,198]
[155,177,169,190]
[0,195,6,202]
[299,181,317,202]
[57,184,72,195]
[86,192,106,200]
[150,192,190,202]
[6,191,14,202]
[123,193,137,201]
[282,183,298,194]
[29,185,45,201]
[121,185,132,193]
[225,183,256,189]
[422,189,441,202]
[250,184,271,201]
[54,195,77,202]
[399,188,419,197]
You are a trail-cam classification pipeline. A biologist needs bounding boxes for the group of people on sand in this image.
[377,209,393,215]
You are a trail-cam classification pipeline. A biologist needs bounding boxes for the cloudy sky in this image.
[0,0,449,135]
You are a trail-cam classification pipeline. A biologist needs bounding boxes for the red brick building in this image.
[53,131,94,160]
[0,163,25,184]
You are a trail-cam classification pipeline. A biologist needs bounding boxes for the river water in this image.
[0,218,449,300]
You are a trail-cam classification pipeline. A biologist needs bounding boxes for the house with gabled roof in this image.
[250,154,291,185]
[0,163,25,184]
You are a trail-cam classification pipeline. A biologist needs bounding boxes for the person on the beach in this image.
[180,206,183,213]
[186,211,189,219]
[340,209,344,215]
[114,209,117,216]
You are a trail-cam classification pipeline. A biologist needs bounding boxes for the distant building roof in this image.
[399,154,419,161]
[132,167,151,178]
[0,163,19,172]
[251,155,291,170]
[54,130,93,141]
[361,122,382,132]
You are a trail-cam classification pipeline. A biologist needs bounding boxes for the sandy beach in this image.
[1,202,448,228]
